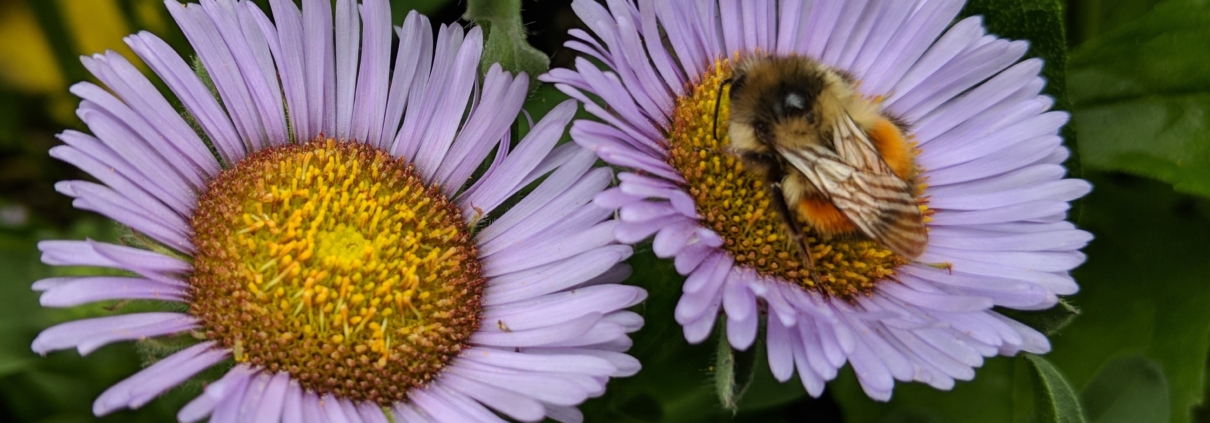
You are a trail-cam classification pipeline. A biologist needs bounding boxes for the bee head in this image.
[727,56,828,146]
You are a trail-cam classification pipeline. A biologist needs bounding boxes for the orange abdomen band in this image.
[868,118,912,180]
[797,196,857,235]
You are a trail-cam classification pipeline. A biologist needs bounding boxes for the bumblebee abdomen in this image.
[796,196,858,235]
[867,117,913,181]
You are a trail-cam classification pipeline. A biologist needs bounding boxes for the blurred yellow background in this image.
[0,0,172,123]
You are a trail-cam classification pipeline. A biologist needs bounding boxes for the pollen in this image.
[189,139,483,404]
[666,58,927,300]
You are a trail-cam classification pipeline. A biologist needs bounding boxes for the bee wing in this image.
[775,115,928,258]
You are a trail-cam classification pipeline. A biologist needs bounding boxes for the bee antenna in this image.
[713,78,733,142]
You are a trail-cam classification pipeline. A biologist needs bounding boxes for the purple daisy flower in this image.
[543,0,1091,401]
[32,1,643,422]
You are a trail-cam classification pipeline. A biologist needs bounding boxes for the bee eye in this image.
[783,92,807,111]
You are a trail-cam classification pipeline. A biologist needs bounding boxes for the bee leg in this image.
[921,261,954,274]
[768,181,820,285]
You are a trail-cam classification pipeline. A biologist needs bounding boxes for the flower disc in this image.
[189,139,483,404]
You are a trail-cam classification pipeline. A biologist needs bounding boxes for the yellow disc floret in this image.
[666,58,923,300]
[189,139,483,404]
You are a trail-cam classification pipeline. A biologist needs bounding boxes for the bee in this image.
[724,55,928,272]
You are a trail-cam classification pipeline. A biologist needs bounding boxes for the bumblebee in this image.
[725,55,927,270]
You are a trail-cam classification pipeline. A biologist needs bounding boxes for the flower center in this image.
[189,139,483,404]
[666,57,927,300]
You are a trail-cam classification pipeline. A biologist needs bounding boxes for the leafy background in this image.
[0,0,1206,422]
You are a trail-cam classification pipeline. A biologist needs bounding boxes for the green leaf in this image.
[463,0,550,87]
[1023,354,1087,423]
[878,409,945,423]
[1080,356,1169,423]
[714,320,758,413]
[1069,0,1210,197]
[1067,0,1165,46]
[996,299,1080,336]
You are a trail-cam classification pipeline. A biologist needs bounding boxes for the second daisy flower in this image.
[544,0,1091,401]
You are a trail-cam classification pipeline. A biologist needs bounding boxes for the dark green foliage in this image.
[1081,356,1169,423]
[1024,354,1088,423]
[1070,0,1210,198]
